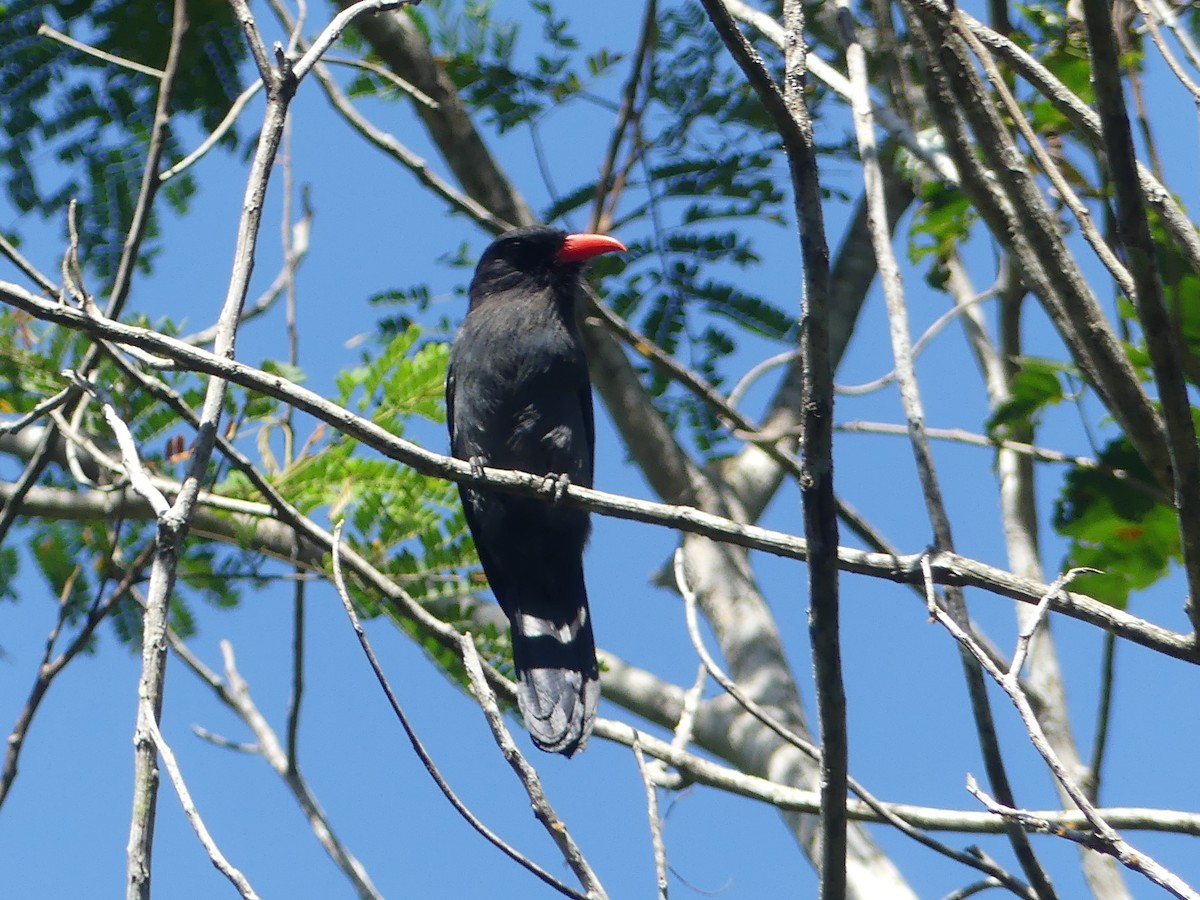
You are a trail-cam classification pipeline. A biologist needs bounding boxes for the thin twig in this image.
[285,557,305,775]
[1009,569,1095,677]
[0,230,58,294]
[588,0,657,233]
[160,83,263,183]
[322,55,439,108]
[458,633,608,899]
[37,23,166,78]
[69,373,170,516]
[644,662,708,787]
[1087,632,1118,805]
[585,287,805,480]
[919,556,1199,899]
[633,735,669,900]
[726,349,801,411]
[329,523,588,900]
[291,1,412,82]
[281,133,306,776]
[675,549,810,752]
[146,716,260,899]
[836,291,995,395]
[192,727,260,755]
[181,195,313,346]
[836,420,1161,500]
[164,630,382,900]
[0,388,74,436]
[942,877,1009,900]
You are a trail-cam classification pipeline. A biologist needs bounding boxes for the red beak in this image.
[556,233,627,264]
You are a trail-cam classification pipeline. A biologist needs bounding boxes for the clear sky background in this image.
[2,2,1200,898]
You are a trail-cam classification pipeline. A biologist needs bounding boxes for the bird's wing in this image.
[580,376,595,485]
[445,361,457,447]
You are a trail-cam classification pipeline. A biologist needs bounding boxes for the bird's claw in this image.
[468,455,487,480]
[541,472,571,503]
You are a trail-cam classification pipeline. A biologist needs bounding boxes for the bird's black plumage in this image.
[446,225,625,756]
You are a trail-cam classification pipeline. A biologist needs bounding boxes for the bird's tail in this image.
[509,589,600,757]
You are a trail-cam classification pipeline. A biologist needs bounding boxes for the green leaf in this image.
[1054,438,1175,608]
[986,357,1068,440]
[909,181,975,265]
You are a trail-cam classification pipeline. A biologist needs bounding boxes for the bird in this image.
[446,225,625,756]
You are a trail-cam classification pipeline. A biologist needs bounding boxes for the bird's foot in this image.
[468,455,487,480]
[541,472,571,503]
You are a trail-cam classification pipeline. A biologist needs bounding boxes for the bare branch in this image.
[919,557,1199,899]
[291,0,413,82]
[329,523,588,900]
[69,373,170,516]
[459,634,608,899]
[0,292,1195,664]
[146,716,260,899]
[37,22,166,78]
[321,55,439,108]
[1009,569,1096,678]
[0,230,58,295]
[0,388,74,437]
[166,632,383,900]
[632,736,669,900]
[160,83,263,183]
[597,716,1200,837]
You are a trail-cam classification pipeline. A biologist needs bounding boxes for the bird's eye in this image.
[508,240,539,267]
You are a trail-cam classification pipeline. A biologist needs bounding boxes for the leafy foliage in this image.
[0,0,246,279]
[1054,438,1176,609]
[267,326,479,621]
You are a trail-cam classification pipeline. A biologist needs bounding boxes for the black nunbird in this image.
[446,226,625,756]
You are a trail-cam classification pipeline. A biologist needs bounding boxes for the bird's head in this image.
[469,226,626,305]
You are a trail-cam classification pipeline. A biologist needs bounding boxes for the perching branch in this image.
[0,284,1196,663]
